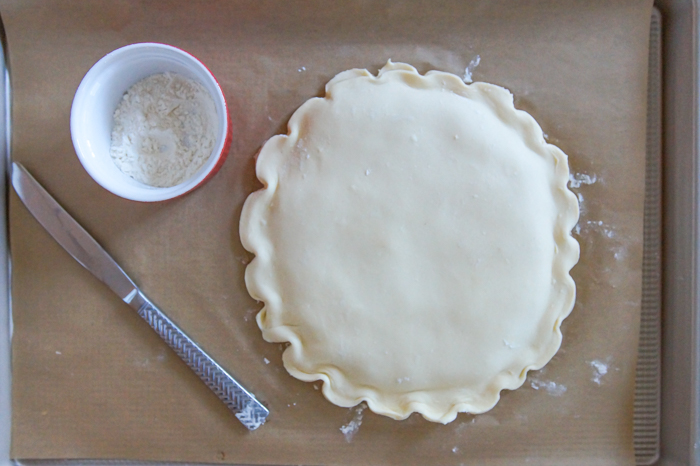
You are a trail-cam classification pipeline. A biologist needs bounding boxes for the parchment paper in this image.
[3,1,653,465]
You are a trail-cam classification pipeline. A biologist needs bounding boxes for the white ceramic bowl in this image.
[70,43,231,202]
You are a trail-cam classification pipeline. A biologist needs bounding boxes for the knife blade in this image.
[11,162,269,430]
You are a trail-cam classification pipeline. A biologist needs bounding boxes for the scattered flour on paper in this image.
[590,359,609,385]
[613,245,628,261]
[110,72,217,187]
[339,403,366,442]
[470,414,500,426]
[243,307,257,322]
[572,217,616,242]
[576,192,587,216]
[463,55,481,83]
[585,220,615,238]
[569,172,598,188]
[530,379,567,396]
[568,172,597,233]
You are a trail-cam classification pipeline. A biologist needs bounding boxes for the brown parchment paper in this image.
[3,1,653,465]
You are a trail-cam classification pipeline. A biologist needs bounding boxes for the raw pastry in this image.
[240,61,579,423]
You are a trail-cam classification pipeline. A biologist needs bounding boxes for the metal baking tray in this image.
[0,1,697,465]
[654,1,700,465]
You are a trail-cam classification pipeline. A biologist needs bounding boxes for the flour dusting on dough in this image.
[503,339,519,349]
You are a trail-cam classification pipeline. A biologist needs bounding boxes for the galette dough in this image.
[240,61,580,424]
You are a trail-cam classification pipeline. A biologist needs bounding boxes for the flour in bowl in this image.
[110,72,217,187]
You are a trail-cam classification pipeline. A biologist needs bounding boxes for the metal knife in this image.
[11,162,269,430]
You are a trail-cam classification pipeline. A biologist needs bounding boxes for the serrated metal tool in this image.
[11,162,269,430]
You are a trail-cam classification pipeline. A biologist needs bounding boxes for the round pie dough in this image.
[240,61,579,423]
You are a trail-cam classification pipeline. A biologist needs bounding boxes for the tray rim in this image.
[0,1,696,465]
[655,0,700,465]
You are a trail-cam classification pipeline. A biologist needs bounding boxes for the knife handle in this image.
[132,292,269,430]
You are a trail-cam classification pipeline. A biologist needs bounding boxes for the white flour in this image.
[110,72,217,187]
[339,404,366,442]
[530,379,567,396]
[568,172,598,188]
[590,359,609,385]
[463,55,481,83]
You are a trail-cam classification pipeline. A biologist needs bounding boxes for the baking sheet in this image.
[2,1,653,465]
